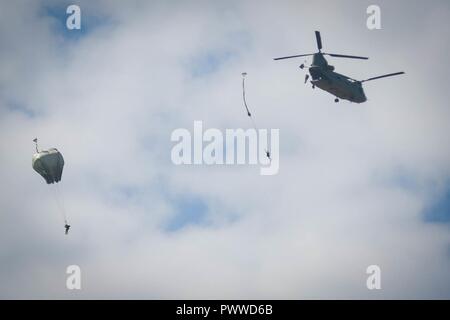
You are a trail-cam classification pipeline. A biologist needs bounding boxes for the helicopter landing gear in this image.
[334,98,339,103]
[299,64,305,69]
[304,74,309,84]
[312,84,315,89]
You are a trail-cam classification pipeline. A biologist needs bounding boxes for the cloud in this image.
[0,0,450,299]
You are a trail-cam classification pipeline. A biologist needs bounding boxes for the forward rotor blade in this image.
[273,53,315,60]
[326,53,369,60]
[361,71,405,82]
[315,31,322,51]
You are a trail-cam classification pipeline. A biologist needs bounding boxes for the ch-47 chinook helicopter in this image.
[274,31,404,103]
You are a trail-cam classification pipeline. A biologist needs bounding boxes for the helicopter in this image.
[274,31,404,103]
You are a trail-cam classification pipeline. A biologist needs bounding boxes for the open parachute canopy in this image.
[32,148,64,184]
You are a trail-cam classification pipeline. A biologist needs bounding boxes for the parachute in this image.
[32,138,70,234]
[32,148,64,184]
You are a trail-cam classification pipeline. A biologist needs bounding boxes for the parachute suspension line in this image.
[54,183,69,225]
[241,72,271,162]
[51,186,66,224]
[33,138,39,153]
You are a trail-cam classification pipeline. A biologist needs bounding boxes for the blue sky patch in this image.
[164,195,209,232]
[4,99,37,118]
[41,2,112,41]
[187,50,234,78]
[423,183,450,224]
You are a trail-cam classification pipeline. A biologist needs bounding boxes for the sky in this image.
[0,0,450,299]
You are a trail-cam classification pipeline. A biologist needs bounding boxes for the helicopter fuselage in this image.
[308,53,367,103]
[274,31,404,103]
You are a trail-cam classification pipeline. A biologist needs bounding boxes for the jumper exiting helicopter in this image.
[274,31,405,103]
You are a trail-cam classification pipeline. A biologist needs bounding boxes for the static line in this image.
[241,73,271,161]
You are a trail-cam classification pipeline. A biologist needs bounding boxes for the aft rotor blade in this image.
[361,71,405,82]
[315,31,322,51]
[326,53,369,60]
[273,53,315,60]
